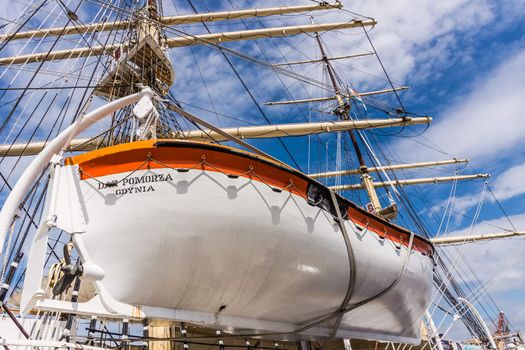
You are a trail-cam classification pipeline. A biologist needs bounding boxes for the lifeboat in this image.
[22,138,433,343]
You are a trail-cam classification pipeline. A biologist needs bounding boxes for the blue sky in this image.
[1,0,525,343]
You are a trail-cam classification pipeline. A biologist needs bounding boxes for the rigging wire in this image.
[1,9,110,166]
[0,0,49,53]
[360,25,407,117]
[0,0,139,308]
[0,84,131,91]
[322,21,507,338]
[372,133,502,335]
[487,184,517,232]
[187,45,222,127]
[236,0,340,168]
[84,0,339,92]
[0,0,87,139]
[180,0,302,171]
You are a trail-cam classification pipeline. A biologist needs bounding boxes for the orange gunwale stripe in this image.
[67,139,434,256]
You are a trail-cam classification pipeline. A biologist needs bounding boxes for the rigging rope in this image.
[182,0,302,171]
[360,25,407,116]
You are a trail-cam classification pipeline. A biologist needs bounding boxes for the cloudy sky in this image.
[1,0,525,343]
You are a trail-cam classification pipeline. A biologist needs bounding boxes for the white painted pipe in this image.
[425,310,445,350]
[458,298,497,349]
[0,88,153,252]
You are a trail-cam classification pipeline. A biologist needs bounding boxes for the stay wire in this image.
[0,0,49,53]
[1,0,133,298]
[361,25,407,117]
[85,0,337,93]
[486,184,517,231]
[0,0,86,136]
[237,0,338,168]
[364,128,500,328]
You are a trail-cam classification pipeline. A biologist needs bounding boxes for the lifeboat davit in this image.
[19,138,433,344]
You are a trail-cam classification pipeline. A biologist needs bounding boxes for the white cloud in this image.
[491,162,525,201]
[395,46,525,164]
[437,161,525,214]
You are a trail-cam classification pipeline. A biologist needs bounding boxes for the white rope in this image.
[0,2,34,43]
[431,181,523,337]
[466,243,523,304]
[428,178,459,317]
[353,129,497,340]
[437,248,520,336]
[1,0,117,153]
[434,230,524,336]
[0,0,41,44]
[1,0,94,145]
[429,182,491,334]
[335,131,342,188]
[0,0,71,82]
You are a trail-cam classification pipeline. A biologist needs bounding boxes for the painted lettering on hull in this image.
[115,185,155,195]
[96,173,173,196]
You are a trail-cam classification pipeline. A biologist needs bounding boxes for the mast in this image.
[312,19,383,214]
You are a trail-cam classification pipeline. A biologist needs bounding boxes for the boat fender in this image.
[81,263,105,282]
[133,95,154,121]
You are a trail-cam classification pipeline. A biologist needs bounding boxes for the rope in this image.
[428,182,487,320]
[487,184,517,231]
[184,0,302,171]
[360,25,407,117]
[0,0,48,53]
[0,0,86,140]
[320,190,356,348]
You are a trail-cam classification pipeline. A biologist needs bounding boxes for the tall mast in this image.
[312,20,383,214]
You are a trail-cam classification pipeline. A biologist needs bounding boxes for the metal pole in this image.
[458,298,497,349]
[431,231,525,245]
[330,173,489,191]
[312,18,382,212]
[309,159,469,179]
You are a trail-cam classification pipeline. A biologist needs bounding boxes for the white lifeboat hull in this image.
[37,140,435,343]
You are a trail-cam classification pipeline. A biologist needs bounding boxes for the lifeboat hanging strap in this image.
[327,190,356,341]
[293,228,416,341]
